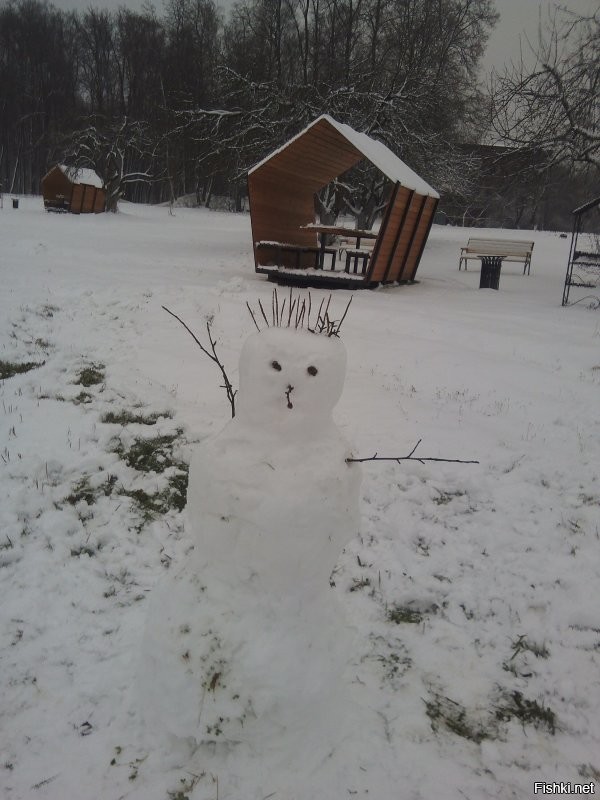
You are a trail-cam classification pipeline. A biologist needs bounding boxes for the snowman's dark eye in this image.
[307,365,318,376]
[271,360,282,371]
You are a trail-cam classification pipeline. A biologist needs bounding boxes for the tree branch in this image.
[162,305,237,418]
[346,439,479,465]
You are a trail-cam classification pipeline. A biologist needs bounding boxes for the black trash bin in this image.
[479,256,502,290]
[12,198,19,209]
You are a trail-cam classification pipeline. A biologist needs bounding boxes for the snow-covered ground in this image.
[1,196,599,799]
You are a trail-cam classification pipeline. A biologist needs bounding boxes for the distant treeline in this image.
[0,0,505,210]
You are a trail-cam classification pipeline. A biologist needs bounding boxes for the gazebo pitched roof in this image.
[58,164,104,188]
[249,114,439,199]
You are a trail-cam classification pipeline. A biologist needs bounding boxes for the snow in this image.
[1,196,599,799]
[249,114,440,198]
[58,164,104,188]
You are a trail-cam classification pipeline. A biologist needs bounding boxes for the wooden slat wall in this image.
[81,186,96,213]
[249,176,318,260]
[386,193,425,282]
[398,196,437,281]
[369,188,418,282]
[368,186,411,282]
[41,167,71,204]
[93,189,106,213]
[70,184,84,214]
[259,118,365,186]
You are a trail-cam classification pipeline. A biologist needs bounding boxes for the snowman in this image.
[137,296,362,758]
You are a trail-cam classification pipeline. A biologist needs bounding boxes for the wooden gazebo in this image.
[41,165,106,214]
[247,115,439,288]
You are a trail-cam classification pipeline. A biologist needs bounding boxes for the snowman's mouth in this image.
[285,384,294,409]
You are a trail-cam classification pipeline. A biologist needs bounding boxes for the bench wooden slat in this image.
[459,237,534,275]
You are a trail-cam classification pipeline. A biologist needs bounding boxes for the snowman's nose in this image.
[285,384,294,409]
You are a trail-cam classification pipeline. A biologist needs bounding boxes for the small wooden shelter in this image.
[247,115,439,288]
[41,164,106,214]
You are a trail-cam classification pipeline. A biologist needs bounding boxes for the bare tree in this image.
[490,7,600,173]
[64,117,158,211]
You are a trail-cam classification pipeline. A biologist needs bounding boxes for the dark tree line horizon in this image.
[0,0,597,228]
[0,0,498,205]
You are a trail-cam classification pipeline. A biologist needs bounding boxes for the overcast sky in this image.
[48,0,598,77]
[481,0,597,74]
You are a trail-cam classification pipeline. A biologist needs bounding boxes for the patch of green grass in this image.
[75,364,105,387]
[388,606,424,624]
[70,544,99,558]
[65,477,98,506]
[0,359,44,379]
[167,773,203,799]
[65,474,118,507]
[101,409,172,426]
[113,432,184,474]
[368,635,412,685]
[578,764,600,782]
[73,391,93,405]
[414,536,430,556]
[433,488,466,505]
[39,304,59,318]
[503,634,550,676]
[121,475,188,524]
[166,471,188,511]
[495,691,557,734]
[63,453,186,535]
[509,634,550,660]
[425,693,492,743]
[388,602,438,625]
[349,577,371,593]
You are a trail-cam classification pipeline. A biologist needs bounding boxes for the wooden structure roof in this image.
[247,115,439,287]
[41,164,106,214]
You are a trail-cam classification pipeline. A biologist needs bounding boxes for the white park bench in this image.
[459,238,534,274]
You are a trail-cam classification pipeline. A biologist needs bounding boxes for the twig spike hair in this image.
[246,288,352,337]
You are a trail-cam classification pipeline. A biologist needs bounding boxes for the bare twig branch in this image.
[346,439,479,465]
[257,299,270,328]
[246,301,260,331]
[246,289,352,336]
[335,296,353,335]
[162,305,237,418]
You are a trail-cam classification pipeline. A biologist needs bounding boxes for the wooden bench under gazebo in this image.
[247,115,439,288]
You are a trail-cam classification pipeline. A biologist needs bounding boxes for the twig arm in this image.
[206,321,237,415]
[162,305,236,418]
[346,441,479,465]
[162,305,217,363]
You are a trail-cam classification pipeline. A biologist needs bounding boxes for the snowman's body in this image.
[138,326,361,749]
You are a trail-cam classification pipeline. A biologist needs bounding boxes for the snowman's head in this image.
[236,327,347,431]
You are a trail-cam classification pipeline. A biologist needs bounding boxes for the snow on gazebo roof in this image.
[249,114,439,199]
[58,164,104,189]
